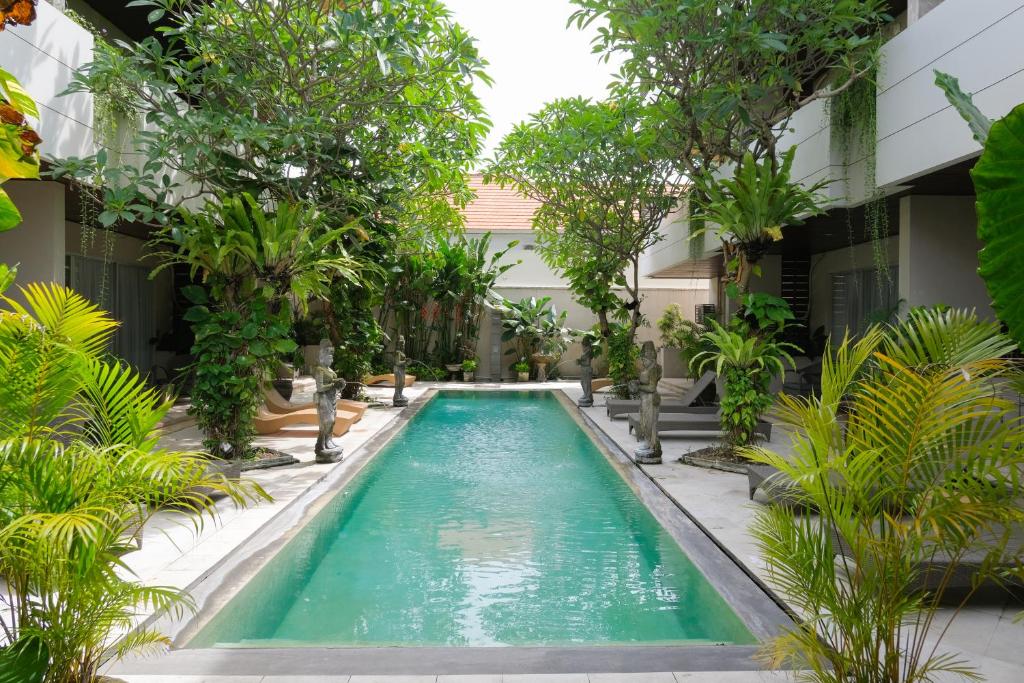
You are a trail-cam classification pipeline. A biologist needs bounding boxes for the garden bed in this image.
[677,446,750,474]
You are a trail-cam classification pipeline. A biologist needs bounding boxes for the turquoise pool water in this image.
[190,391,755,647]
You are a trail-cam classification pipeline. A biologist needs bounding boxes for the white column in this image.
[898,195,993,319]
[0,180,66,291]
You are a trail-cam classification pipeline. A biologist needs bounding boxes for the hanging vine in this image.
[828,69,891,291]
[62,8,139,306]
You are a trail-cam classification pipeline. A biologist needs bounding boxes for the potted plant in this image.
[461,358,477,382]
[513,358,530,382]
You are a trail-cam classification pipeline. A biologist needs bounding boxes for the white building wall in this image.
[0,181,66,293]
[0,1,94,160]
[898,195,993,318]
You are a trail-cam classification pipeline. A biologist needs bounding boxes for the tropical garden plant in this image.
[376,233,517,367]
[571,0,891,176]
[657,304,711,377]
[606,322,641,399]
[151,193,359,458]
[497,296,576,371]
[935,71,1024,349]
[0,276,267,682]
[744,307,1024,682]
[485,96,678,343]
[691,149,826,300]
[0,67,41,231]
[693,320,795,447]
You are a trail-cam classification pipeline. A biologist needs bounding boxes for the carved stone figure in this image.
[578,336,594,407]
[393,335,409,407]
[632,341,662,464]
[314,339,345,463]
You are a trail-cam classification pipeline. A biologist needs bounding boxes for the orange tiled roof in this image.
[462,174,543,232]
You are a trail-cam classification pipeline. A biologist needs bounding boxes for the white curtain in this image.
[68,255,155,374]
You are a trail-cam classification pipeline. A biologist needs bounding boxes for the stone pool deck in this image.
[108,381,1023,683]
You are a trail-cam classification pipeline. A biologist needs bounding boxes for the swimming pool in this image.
[189,390,756,648]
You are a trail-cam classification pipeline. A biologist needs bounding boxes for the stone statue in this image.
[630,341,662,464]
[313,339,345,463]
[577,336,594,407]
[393,335,409,407]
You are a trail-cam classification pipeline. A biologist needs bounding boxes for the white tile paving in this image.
[107,381,1023,681]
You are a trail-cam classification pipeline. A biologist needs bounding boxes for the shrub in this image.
[744,308,1024,682]
[607,324,640,399]
[0,280,267,681]
[693,320,794,446]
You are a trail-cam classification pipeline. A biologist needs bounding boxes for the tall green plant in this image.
[153,194,359,457]
[693,320,795,446]
[934,71,1024,350]
[0,280,267,682]
[744,308,1022,682]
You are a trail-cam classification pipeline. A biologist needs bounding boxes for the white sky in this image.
[444,0,622,161]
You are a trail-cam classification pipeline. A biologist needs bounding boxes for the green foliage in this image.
[692,148,826,297]
[743,309,1023,682]
[656,304,709,375]
[512,359,531,373]
[0,635,47,683]
[378,232,518,365]
[571,0,891,174]
[154,194,359,456]
[693,320,795,446]
[829,70,892,287]
[739,293,795,337]
[461,358,477,372]
[606,323,640,399]
[934,70,992,144]
[485,96,678,337]
[0,67,41,232]
[56,0,490,240]
[970,103,1024,350]
[497,296,576,364]
[0,281,267,682]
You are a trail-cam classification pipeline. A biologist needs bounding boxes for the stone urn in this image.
[531,353,555,382]
[517,370,530,382]
[445,363,462,381]
[463,370,475,382]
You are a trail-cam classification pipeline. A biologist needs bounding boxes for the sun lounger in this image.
[606,370,715,418]
[262,386,368,421]
[627,410,772,440]
[363,373,416,387]
[592,378,613,392]
[253,406,359,436]
[828,517,1024,599]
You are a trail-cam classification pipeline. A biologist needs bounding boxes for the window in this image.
[831,267,899,339]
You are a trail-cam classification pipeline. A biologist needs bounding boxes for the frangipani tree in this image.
[571,0,891,176]
[485,97,679,342]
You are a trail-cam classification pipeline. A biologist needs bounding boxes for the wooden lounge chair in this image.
[362,373,416,387]
[253,406,359,436]
[627,410,772,441]
[605,370,715,418]
[262,385,368,421]
[592,378,613,392]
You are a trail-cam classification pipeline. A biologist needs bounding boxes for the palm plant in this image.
[692,147,826,297]
[0,279,268,682]
[742,308,1024,682]
[692,321,795,446]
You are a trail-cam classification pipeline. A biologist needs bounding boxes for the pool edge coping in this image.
[110,387,795,676]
